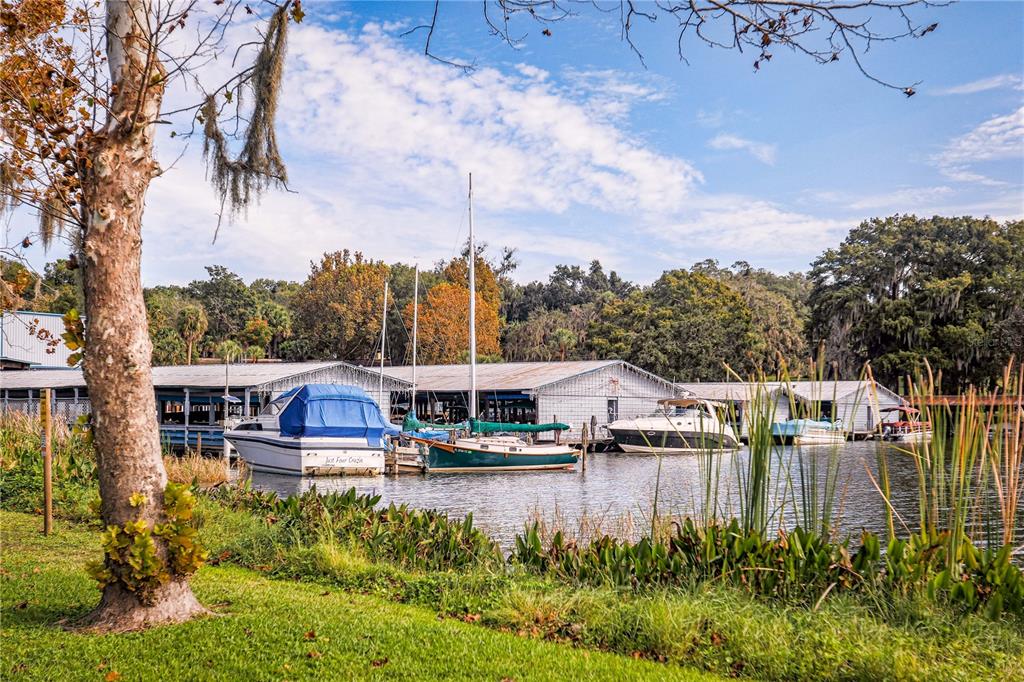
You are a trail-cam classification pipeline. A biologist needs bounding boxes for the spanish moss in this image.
[202,6,289,230]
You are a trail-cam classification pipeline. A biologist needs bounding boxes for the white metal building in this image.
[0,311,78,369]
[676,380,903,437]
[382,360,682,436]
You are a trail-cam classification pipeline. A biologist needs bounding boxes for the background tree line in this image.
[5,214,1021,388]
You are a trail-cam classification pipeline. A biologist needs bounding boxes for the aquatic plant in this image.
[206,482,503,572]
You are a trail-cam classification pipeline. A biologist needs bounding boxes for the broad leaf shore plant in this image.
[1,0,943,632]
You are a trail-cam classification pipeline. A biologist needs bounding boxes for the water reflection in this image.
[249,441,1018,548]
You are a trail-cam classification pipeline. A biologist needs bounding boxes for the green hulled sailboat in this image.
[407,419,578,472]
[401,174,578,473]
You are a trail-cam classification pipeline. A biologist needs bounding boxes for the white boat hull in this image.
[793,428,847,446]
[607,410,740,454]
[884,429,932,444]
[224,433,384,476]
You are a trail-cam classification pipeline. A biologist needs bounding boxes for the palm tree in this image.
[177,304,208,365]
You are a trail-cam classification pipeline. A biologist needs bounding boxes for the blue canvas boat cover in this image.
[278,384,400,445]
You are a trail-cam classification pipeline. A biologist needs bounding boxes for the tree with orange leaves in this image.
[415,281,500,364]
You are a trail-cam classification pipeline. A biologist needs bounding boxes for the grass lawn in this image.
[1,512,717,681]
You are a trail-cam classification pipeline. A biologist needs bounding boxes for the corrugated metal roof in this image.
[674,382,752,401]
[2,361,411,391]
[677,380,900,402]
[379,360,625,392]
[1,311,77,369]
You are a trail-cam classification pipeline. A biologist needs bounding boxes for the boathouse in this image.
[0,361,410,450]
[380,360,682,436]
[676,380,903,438]
[0,311,78,370]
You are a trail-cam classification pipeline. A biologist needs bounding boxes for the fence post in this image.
[196,431,202,456]
[41,388,53,536]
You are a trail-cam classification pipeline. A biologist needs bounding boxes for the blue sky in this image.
[12,0,1024,285]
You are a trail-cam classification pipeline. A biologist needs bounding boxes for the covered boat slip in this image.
[675,380,903,440]
[1,362,410,453]
[381,360,683,440]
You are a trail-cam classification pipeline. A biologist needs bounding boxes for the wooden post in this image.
[41,388,53,535]
[183,388,190,453]
[581,422,588,473]
[196,431,202,455]
[553,414,560,445]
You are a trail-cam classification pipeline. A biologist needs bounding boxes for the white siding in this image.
[536,364,677,436]
[1,312,77,368]
[257,364,398,418]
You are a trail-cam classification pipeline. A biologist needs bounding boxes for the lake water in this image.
[249,441,1017,548]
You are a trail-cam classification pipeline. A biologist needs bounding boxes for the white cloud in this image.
[696,108,724,128]
[931,74,1024,96]
[650,196,849,265]
[933,106,1024,186]
[846,186,954,211]
[707,133,777,165]
[279,25,700,216]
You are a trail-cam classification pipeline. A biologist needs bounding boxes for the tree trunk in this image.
[186,341,193,365]
[77,0,206,632]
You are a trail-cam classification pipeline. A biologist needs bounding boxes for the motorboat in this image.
[880,406,932,444]
[224,384,397,476]
[771,418,846,445]
[606,398,741,453]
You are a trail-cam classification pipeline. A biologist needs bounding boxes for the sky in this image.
[9,0,1024,285]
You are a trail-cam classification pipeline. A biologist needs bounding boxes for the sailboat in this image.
[408,173,578,472]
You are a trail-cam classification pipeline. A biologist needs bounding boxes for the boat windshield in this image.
[655,406,713,419]
[260,394,292,417]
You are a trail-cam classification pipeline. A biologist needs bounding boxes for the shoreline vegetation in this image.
[3,368,1024,680]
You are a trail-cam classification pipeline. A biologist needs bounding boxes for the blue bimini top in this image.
[277,384,400,445]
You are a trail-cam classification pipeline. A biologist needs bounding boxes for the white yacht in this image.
[606,398,741,453]
[224,384,396,476]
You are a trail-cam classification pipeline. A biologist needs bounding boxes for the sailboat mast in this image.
[378,278,388,407]
[468,172,477,420]
[411,263,419,411]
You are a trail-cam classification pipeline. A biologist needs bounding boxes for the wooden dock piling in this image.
[580,423,588,473]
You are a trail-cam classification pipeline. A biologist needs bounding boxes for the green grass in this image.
[5,507,1024,681]
[0,512,715,681]
[193,505,1024,681]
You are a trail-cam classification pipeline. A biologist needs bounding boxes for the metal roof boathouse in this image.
[1,362,409,451]
[381,360,682,437]
[1,311,77,369]
[676,380,903,438]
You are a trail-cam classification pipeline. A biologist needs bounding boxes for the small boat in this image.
[408,419,578,472]
[224,384,397,476]
[606,398,741,453]
[880,406,932,444]
[771,418,846,445]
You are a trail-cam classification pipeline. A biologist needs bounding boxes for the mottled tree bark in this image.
[77,0,205,632]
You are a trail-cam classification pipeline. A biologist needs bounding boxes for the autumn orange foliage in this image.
[414,282,500,364]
